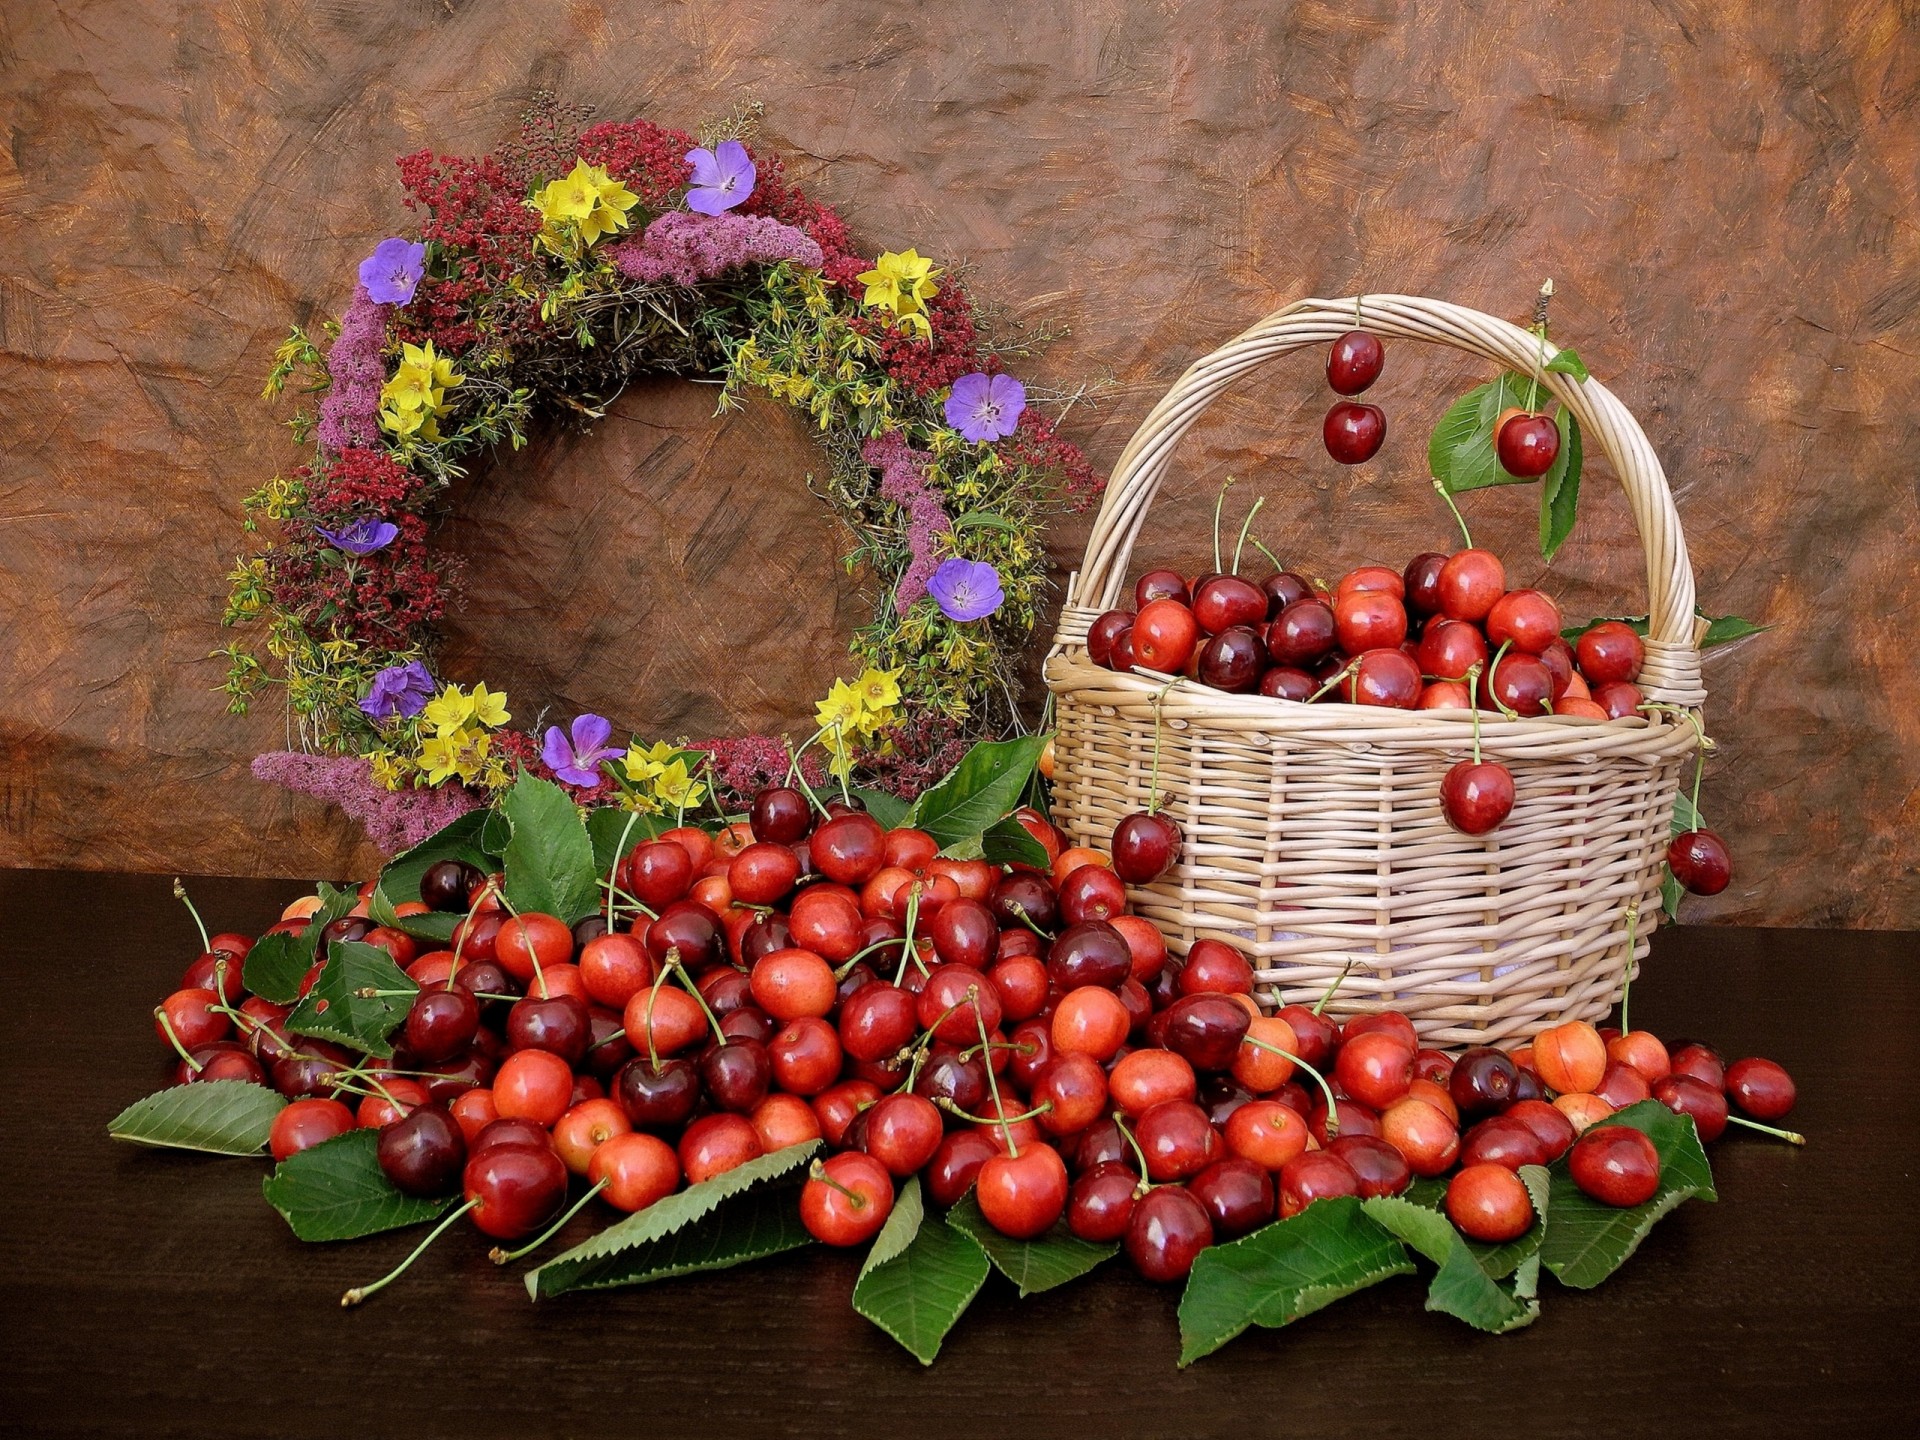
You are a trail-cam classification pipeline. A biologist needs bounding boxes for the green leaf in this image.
[853,1178,992,1364]
[284,940,417,1058]
[1364,1166,1551,1333]
[261,1128,457,1241]
[108,1081,285,1156]
[906,735,1050,850]
[1177,1197,1414,1364]
[1537,410,1583,560]
[946,1192,1117,1296]
[951,510,1020,533]
[478,807,512,855]
[240,930,308,1006]
[981,815,1049,868]
[1699,614,1768,647]
[364,885,460,944]
[500,772,599,923]
[1544,347,1590,382]
[374,810,495,915]
[1540,1099,1716,1289]
[1430,373,1539,494]
[527,1141,819,1298]
[852,786,911,830]
[586,805,669,875]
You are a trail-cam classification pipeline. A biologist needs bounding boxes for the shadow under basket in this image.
[1045,294,1708,1049]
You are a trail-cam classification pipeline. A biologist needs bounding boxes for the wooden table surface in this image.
[3,868,1915,1439]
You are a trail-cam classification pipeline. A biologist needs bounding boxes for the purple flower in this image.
[315,516,400,556]
[927,559,1004,623]
[944,372,1026,444]
[358,660,435,722]
[685,140,756,216]
[541,713,626,787]
[358,237,427,306]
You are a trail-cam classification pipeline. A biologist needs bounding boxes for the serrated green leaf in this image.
[374,810,495,917]
[108,1081,285,1156]
[1544,347,1590,382]
[1177,1197,1414,1364]
[1431,373,1540,494]
[1537,410,1583,559]
[366,896,459,945]
[478,807,512,854]
[952,510,1020,532]
[852,786,911,830]
[853,1178,991,1364]
[586,805,670,875]
[906,736,1050,850]
[1540,1100,1715,1289]
[981,815,1049,868]
[284,940,416,1058]
[528,1141,819,1298]
[1699,614,1768,647]
[240,930,308,1006]
[1365,1166,1551,1333]
[945,1192,1117,1296]
[261,1128,457,1241]
[501,772,599,923]
[532,1179,814,1296]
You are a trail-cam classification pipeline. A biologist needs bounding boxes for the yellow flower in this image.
[422,685,475,738]
[856,249,941,326]
[368,749,409,792]
[822,728,855,783]
[815,678,865,738]
[382,362,437,414]
[652,758,706,812]
[419,733,462,785]
[534,160,600,224]
[469,682,510,729]
[399,340,462,393]
[854,665,903,715]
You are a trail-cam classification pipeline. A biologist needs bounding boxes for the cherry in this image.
[1326,329,1385,394]
[589,1131,681,1212]
[1133,598,1201,673]
[1447,1163,1536,1242]
[990,872,1059,934]
[1193,575,1269,636]
[976,1144,1070,1238]
[1161,994,1252,1072]
[838,982,918,1063]
[492,1049,573,1126]
[1324,400,1386,464]
[464,1144,568,1241]
[800,1152,895,1246]
[622,840,696,910]
[1259,666,1318,701]
[644,901,724,972]
[451,958,517,1016]
[1197,626,1265,691]
[1067,1161,1142,1243]
[1135,1100,1220,1181]
[156,988,228,1052]
[1224,1098,1311,1171]
[1441,760,1515,836]
[1594,1060,1652,1109]
[1576,621,1645,685]
[1488,651,1553,716]
[1346,647,1422,708]
[400,986,479,1065]
[926,1129,1000,1208]
[377,1103,467,1197]
[1725,1057,1797,1121]
[1608,1030,1672,1084]
[1668,830,1733,895]
[1108,1048,1199,1118]
[1417,617,1489,681]
[1111,812,1182,886]
[1051,986,1130,1060]
[1652,1074,1729,1142]
[913,1047,989,1116]
[614,1057,700,1131]
[1188,1155,1275,1238]
[420,858,483,912]
[1261,571,1315,618]
[1276,1004,1337,1069]
[450,911,505,965]
[1436,549,1506,622]
[494,913,574,985]
[1534,1019,1607,1094]
[917,963,1002,1044]
[1418,681,1473,710]
[1058,864,1129,925]
[1035,1052,1111,1135]
[1554,1092,1616,1134]
[698,1038,772,1113]
[1496,411,1560,477]
[1047,921,1131,991]
[786,888,862,963]
[270,1046,352,1100]
[1266,598,1338,667]
[1505,1098,1577,1161]
[747,786,811,844]
[1486,589,1563,654]
[1125,1185,1214,1282]
[1568,1124,1662,1207]
[180,949,246,1005]
[1403,551,1447,617]
[1107,625,1138,672]
[1278,1149,1360,1217]
[851,1092,937,1177]
[183,1044,266,1087]
[680,1113,765,1184]
[1379,1097,1460,1176]
[1448,1046,1520,1117]
[506,993,591,1066]
[578,934,654,1009]
[470,1116,551,1156]
[742,948,833,1023]
[1177,940,1255,997]
[1334,590,1408,655]
[1335,1031,1415,1110]
[322,914,375,947]
[1328,1134,1412,1198]
[1457,1114,1546,1171]
[1668,1041,1727,1091]
[1136,569,1193,610]
[269,1097,355,1161]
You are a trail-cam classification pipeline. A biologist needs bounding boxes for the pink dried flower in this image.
[252,750,483,854]
[863,431,950,613]
[687,733,827,810]
[317,285,389,454]
[608,211,824,287]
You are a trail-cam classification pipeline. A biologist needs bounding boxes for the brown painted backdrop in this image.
[1,0,1915,927]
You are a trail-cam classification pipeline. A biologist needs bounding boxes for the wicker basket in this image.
[1045,294,1707,1049]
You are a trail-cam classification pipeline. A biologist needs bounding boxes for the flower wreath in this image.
[223,98,1099,850]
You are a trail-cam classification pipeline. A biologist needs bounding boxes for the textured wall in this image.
[1,0,1915,926]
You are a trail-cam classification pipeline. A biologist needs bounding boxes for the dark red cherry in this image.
[614,1057,700,1130]
[505,994,591,1066]
[1187,1156,1275,1238]
[1258,666,1317,701]
[1160,993,1252,1072]
[1568,1125,1661,1207]
[1067,1160,1142,1243]
[1260,571,1315,619]
[1449,1047,1520,1118]
[1326,1135,1412,1198]
[1124,1185,1214,1282]
[1668,831,1732,895]
[1047,921,1133,991]
[376,1103,467,1198]
[1197,626,1265,692]
[1192,575,1269,636]
[1111,811,1182,885]
[1346,648,1422,708]
[1402,551,1447,618]
[1087,609,1136,667]
[1488,652,1554,717]
[991,872,1059,934]
[1266,599,1337,667]
[1326,329,1385,395]
[750,786,813,844]
[1276,1004,1337,1069]
[1497,412,1560,477]
[1324,401,1386,464]
[1441,760,1515,836]
[464,1144,568,1241]
[1651,1074,1729,1142]
[403,987,480,1064]
[699,1038,773,1113]
[1135,569,1192,610]
[1418,618,1489,681]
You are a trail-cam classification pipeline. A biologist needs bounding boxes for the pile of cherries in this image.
[150,798,1792,1298]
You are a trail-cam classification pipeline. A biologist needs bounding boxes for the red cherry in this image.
[1192,575,1269,636]
[1446,1162,1536,1241]
[801,1152,895,1246]
[1326,329,1385,395]
[1334,565,1405,601]
[1067,1161,1143,1243]
[1345,648,1422,708]
[1135,569,1192,610]
[1496,412,1560,477]
[1441,760,1515,835]
[1417,617,1489,681]
[1259,667,1317,701]
[463,1143,568,1241]
[1488,651,1554,717]
[976,1144,1070,1238]
[1725,1057,1796,1120]
[1668,831,1732,895]
[1086,610,1136,667]
[1403,551,1448,617]
[1133,599,1201,673]
[1594,680,1644,720]
[1277,1149,1360,1217]
[1333,590,1408,654]
[1568,1124,1661,1207]
[1485,589,1564,655]
[1324,401,1386,464]
[1265,598,1338,668]
[1335,1031,1415,1110]
[1107,625,1138,673]
[1651,1074,1729,1142]
[1576,621,1645,684]
[1436,549,1506,622]
[1111,811,1182,885]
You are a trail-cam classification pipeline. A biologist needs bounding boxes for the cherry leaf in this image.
[1364,1165,1552,1333]
[906,735,1050,851]
[945,1192,1117,1296]
[244,881,355,1003]
[853,1178,992,1365]
[108,1081,285,1156]
[261,1128,457,1241]
[500,770,600,923]
[284,940,416,1058]
[1539,1099,1716,1289]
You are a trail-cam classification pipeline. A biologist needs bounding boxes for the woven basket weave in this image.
[1045,295,1706,1049]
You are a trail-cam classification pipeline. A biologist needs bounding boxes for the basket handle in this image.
[1055,294,1705,707]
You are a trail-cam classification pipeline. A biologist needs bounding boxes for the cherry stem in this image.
[972,990,1018,1157]
[783,737,834,819]
[1618,902,1639,1036]
[171,879,211,952]
[1146,679,1177,816]
[210,1002,286,1051]
[1231,497,1265,575]
[1432,479,1474,550]
[665,955,726,1043]
[1485,640,1517,718]
[785,721,840,787]
[489,1178,608,1265]
[642,979,663,1071]
[1311,960,1355,1017]
[494,898,549,998]
[341,1198,475,1307]
[1727,1115,1806,1146]
[605,811,641,929]
[594,878,658,921]
[957,1038,1031,1063]
[447,881,494,983]
[808,1159,868,1209]
[892,884,927,987]
[836,935,907,978]
[1465,663,1486,764]
[936,1096,1052,1127]
[1110,1109,1153,1194]
[1243,1038,1341,1138]
[154,1007,203,1072]
[1307,659,1360,704]
[1004,905,1055,941]
[1211,478,1234,575]
[1250,537,1285,572]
